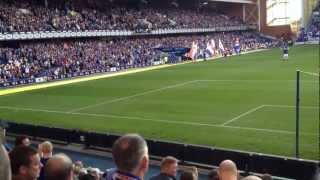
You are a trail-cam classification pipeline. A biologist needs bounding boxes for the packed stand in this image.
[297,4,320,42]
[0,0,247,33]
[0,32,276,86]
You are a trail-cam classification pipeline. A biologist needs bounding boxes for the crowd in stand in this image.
[297,4,320,42]
[308,5,320,38]
[0,129,274,180]
[0,0,247,33]
[0,32,276,85]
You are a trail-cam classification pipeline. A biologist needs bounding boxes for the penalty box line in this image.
[0,105,316,136]
[221,104,319,126]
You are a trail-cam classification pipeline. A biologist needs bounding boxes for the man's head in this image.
[218,160,238,180]
[39,141,53,157]
[44,153,73,180]
[112,134,149,178]
[9,145,41,180]
[180,170,197,180]
[242,175,262,180]
[160,156,178,177]
[15,135,31,147]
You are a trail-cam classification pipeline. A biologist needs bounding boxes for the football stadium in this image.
[0,0,319,180]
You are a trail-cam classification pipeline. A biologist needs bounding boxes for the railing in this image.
[4,121,319,180]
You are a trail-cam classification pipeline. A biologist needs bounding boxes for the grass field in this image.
[0,45,318,160]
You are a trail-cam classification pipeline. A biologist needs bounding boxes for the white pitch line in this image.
[221,105,266,126]
[264,104,319,109]
[300,70,319,77]
[68,80,199,113]
[0,105,316,136]
[68,79,317,113]
[198,79,317,83]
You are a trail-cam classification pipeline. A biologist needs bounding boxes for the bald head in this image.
[218,160,238,180]
[242,175,262,180]
[112,134,149,178]
[44,154,73,180]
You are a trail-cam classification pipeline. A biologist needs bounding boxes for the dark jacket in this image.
[150,173,176,180]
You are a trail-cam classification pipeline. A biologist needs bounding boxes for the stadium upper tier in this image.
[0,31,277,87]
[0,0,249,33]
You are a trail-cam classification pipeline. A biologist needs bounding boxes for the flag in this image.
[218,39,224,52]
[206,41,214,57]
[211,39,215,49]
[187,41,198,60]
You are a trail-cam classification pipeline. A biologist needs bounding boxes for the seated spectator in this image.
[44,153,74,180]
[218,160,238,180]
[14,135,31,147]
[9,145,41,180]
[0,126,11,180]
[106,134,149,180]
[38,141,53,180]
[150,156,179,180]
[208,169,219,180]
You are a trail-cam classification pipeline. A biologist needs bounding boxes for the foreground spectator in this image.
[180,171,197,180]
[107,134,149,180]
[44,153,74,180]
[0,126,11,180]
[38,141,53,180]
[14,135,31,147]
[218,160,238,180]
[150,156,178,180]
[261,174,272,180]
[0,144,11,180]
[242,176,262,180]
[9,146,41,180]
[208,169,219,180]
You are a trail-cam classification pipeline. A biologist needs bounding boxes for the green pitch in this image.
[0,45,318,160]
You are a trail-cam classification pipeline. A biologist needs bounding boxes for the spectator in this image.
[106,134,149,180]
[218,160,238,180]
[79,174,96,180]
[261,174,272,180]
[150,156,179,180]
[0,126,11,180]
[9,145,41,180]
[180,171,197,180]
[208,169,219,180]
[14,135,31,147]
[38,141,53,180]
[44,153,74,180]
[241,176,262,180]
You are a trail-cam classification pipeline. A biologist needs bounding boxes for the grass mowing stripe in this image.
[68,80,198,113]
[69,79,317,113]
[0,105,316,136]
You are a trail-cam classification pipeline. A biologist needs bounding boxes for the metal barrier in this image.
[5,121,318,179]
